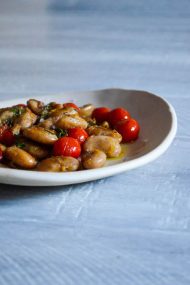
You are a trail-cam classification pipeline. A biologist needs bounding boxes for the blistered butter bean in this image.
[82,149,106,169]
[83,135,121,158]
[5,146,37,169]
[23,126,57,145]
[36,156,79,172]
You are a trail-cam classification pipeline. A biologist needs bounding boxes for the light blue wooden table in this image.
[0,1,190,284]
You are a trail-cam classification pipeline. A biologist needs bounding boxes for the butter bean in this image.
[23,126,57,145]
[5,146,37,169]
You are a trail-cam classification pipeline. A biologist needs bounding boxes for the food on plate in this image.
[53,137,81,158]
[36,156,79,172]
[115,118,140,143]
[82,149,106,169]
[83,135,121,158]
[5,145,37,169]
[108,108,131,128]
[92,107,111,123]
[0,99,140,172]
[67,127,88,144]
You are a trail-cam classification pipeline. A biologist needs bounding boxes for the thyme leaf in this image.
[40,102,54,120]
[56,128,68,138]
[16,142,25,149]
[12,106,24,117]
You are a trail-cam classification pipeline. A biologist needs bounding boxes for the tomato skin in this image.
[108,108,130,128]
[68,128,88,144]
[92,107,111,123]
[0,127,15,146]
[16,104,26,107]
[63,102,80,111]
[115,118,140,142]
[53,137,81,158]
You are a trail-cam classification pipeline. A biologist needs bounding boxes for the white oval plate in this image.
[0,88,177,186]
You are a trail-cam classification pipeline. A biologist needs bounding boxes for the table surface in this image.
[0,1,190,284]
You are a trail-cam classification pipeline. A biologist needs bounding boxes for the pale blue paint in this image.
[0,1,190,284]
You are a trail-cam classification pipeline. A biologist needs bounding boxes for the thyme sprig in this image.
[40,102,54,120]
[56,128,68,138]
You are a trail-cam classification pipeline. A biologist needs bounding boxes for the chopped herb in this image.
[40,111,48,120]
[87,119,96,126]
[56,128,68,138]
[40,102,54,120]
[16,142,25,149]
[5,118,14,126]
[12,106,24,117]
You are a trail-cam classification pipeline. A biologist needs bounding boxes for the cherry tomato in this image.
[115,118,140,142]
[0,125,15,146]
[0,129,15,146]
[53,137,81,158]
[92,107,111,123]
[16,104,26,107]
[0,149,3,161]
[68,127,88,144]
[63,102,80,111]
[108,108,130,128]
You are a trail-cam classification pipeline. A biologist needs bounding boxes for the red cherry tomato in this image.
[92,107,111,123]
[16,104,26,107]
[53,137,81,158]
[68,128,88,144]
[0,148,3,161]
[0,125,15,146]
[63,102,80,111]
[108,108,130,128]
[0,129,15,146]
[115,118,140,142]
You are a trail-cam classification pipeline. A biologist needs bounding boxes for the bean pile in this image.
[0,99,140,172]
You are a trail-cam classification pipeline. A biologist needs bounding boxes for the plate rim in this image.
[0,88,177,186]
